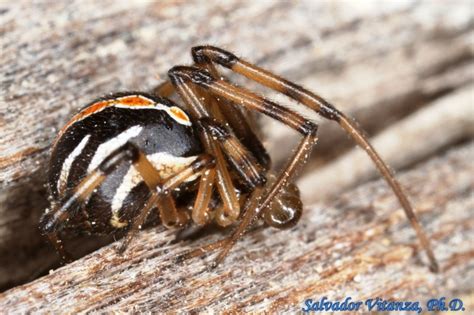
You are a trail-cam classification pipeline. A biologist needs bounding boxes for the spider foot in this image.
[173,238,228,266]
[174,247,208,265]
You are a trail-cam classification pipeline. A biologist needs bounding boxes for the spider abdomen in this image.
[40,46,436,272]
[48,93,202,233]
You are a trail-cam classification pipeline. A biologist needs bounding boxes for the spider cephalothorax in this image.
[40,46,438,272]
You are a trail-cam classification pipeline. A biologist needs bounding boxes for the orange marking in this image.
[170,107,190,123]
[67,96,154,130]
[117,95,154,106]
[53,95,192,148]
[53,96,155,148]
[53,100,111,147]
[79,100,111,119]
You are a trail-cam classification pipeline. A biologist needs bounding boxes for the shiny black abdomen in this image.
[48,94,201,234]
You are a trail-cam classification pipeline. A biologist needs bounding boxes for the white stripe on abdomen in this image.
[58,134,91,194]
[110,152,198,226]
[87,125,143,173]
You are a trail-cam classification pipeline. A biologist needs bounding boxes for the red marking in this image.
[170,107,190,123]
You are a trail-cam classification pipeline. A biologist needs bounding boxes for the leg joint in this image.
[192,154,216,172]
[191,45,238,68]
[318,101,342,121]
[196,117,230,140]
[301,120,318,136]
[168,66,215,87]
[39,210,57,234]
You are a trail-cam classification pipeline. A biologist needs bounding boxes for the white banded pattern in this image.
[55,95,192,146]
[57,134,91,193]
[87,125,143,173]
[114,102,192,127]
[110,152,198,227]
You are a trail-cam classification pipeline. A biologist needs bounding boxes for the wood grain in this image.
[0,0,472,308]
[0,142,472,313]
[299,84,474,201]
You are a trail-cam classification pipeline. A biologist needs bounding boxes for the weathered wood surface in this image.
[299,84,474,201]
[0,142,472,313]
[0,0,473,306]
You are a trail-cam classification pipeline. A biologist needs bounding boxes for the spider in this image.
[39,45,438,272]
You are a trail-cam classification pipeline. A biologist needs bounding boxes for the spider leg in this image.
[164,81,241,225]
[153,79,270,176]
[168,71,267,226]
[153,83,224,226]
[193,45,439,272]
[201,129,241,226]
[168,66,318,267]
[40,142,143,262]
[45,232,72,264]
[194,61,271,169]
[41,141,215,261]
[153,79,270,169]
[154,81,174,98]
[174,187,264,265]
[123,143,190,231]
[191,164,217,225]
[155,81,267,191]
[214,99,270,169]
[195,117,265,190]
[118,152,216,253]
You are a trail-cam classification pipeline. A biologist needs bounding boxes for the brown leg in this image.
[131,146,189,229]
[196,117,265,190]
[169,75,243,226]
[168,66,318,267]
[40,142,143,262]
[41,141,215,261]
[173,185,276,266]
[118,153,216,253]
[190,46,439,272]
[215,131,316,266]
[153,76,270,169]
[174,189,263,265]
[191,166,216,225]
[194,61,271,169]
[153,80,262,225]
[46,232,72,264]
[154,80,268,189]
[153,81,174,98]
